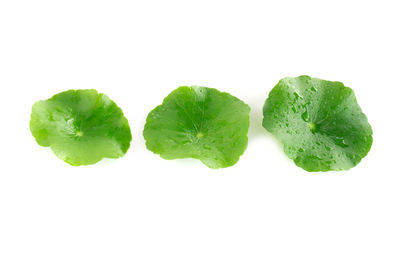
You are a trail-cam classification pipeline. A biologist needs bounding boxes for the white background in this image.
[1,0,399,261]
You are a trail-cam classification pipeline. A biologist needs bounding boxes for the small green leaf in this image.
[30,89,132,166]
[262,76,373,172]
[143,86,250,169]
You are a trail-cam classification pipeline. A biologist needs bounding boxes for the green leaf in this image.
[262,76,373,172]
[143,86,250,169]
[30,89,132,166]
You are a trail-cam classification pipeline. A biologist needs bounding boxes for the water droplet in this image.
[203,144,211,150]
[182,139,191,145]
[311,86,317,92]
[301,110,309,122]
[313,155,322,160]
[334,138,349,148]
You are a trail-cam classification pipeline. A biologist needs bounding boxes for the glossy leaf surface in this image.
[262,76,373,172]
[143,86,250,168]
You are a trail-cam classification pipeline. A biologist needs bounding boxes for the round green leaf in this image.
[143,86,250,169]
[262,76,373,172]
[30,89,132,166]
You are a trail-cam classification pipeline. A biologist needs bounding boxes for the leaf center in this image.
[76,131,84,137]
[196,132,204,139]
[308,122,317,133]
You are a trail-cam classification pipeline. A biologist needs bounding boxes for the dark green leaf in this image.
[262,76,373,172]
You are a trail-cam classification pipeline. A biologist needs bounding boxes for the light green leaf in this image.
[143,86,250,168]
[30,89,132,166]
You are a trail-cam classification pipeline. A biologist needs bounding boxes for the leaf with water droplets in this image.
[262,75,373,172]
[30,89,132,166]
[143,86,250,168]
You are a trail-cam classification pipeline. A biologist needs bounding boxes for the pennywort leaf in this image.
[262,76,373,172]
[143,86,250,168]
[30,89,132,166]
